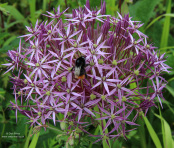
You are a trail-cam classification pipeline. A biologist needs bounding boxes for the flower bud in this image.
[60,121,66,130]
[75,133,79,139]
[68,136,74,146]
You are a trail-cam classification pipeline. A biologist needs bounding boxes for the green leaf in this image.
[29,132,40,148]
[0,3,9,15]
[106,0,118,16]
[0,32,10,40]
[165,85,174,97]
[0,88,5,100]
[161,99,174,115]
[3,36,17,47]
[129,0,161,27]
[1,71,11,88]
[154,113,173,148]
[160,0,171,48]
[4,20,24,30]
[3,5,29,26]
[165,54,174,71]
[142,115,162,148]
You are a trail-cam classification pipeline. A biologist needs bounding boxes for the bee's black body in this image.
[72,56,88,79]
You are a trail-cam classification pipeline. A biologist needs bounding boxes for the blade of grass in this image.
[29,0,36,25]
[168,77,174,82]
[159,46,174,51]
[145,13,174,30]
[160,0,171,48]
[43,0,47,12]
[147,108,155,148]
[155,111,173,148]
[158,105,165,148]
[24,126,33,148]
[142,115,162,148]
[29,132,40,148]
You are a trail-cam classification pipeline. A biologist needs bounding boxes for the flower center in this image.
[46,91,50,96]
[69,121,74,126]
[102,77,106,81]
[90,94,96,100]
[38,112,41,116]
[32,45,36,49]
[24,79,28,84]
[93,44,97,48]
[111,114,115,119]
[146,44,150,48]
[47,30,52,34]
[112,60,117,66]
[73,42,77,47]
[103,135,109,140]
[117,84,121,89]
[134,70,139,76]
[68,67,73,72]
[61,76,67,82]
[90,61,94,66]
[35,63,40,67]
[98,59,104,64]
[31,83,34,87]
[101,95,106,100]
[91,50,95,55]
[122,96,127,102]
[66,89,70,93]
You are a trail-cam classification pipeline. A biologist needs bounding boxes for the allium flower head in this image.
[3,0,170,144]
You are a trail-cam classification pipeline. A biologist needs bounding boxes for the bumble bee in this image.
[71,56,88,79]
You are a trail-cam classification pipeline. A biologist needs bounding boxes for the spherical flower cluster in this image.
[3,0,170,144]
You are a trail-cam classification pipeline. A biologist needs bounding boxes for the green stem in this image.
[89,126,99,148]
[94,106,111,148]
[29,0,36,25]
[0,110,6,144]
[138,118,146,148]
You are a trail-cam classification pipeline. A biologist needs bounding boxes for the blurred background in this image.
[0,0,173,147]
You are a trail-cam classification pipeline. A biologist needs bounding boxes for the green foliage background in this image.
[0,0,174,148]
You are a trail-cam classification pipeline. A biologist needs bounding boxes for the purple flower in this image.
[2,0,170,143]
